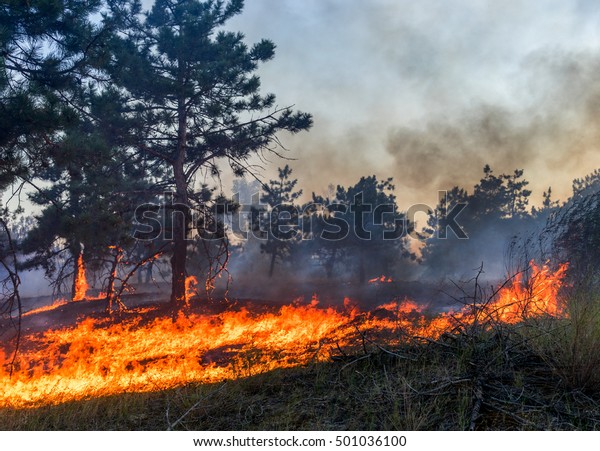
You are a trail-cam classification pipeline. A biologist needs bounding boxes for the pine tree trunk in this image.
[170,86,189,307]
[70,244,81,301]
[105,260,117,311]
[170,159,188,306]
[105,248,121,311]
[69,167,82,301]
[170,206,187,305]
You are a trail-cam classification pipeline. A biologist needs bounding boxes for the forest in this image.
[2,0,600,432]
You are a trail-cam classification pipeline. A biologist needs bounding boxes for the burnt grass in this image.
[3,316,600,431]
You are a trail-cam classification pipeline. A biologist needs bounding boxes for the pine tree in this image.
[21,86,152,301]
[0,0,110,190]
[259,165,303,277]
[306,176,413,283]
[1,1,126,300]
[106,0,312,306]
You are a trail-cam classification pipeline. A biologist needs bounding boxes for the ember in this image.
[368,275,393,284]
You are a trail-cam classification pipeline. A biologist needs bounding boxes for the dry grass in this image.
[523,290,600,392]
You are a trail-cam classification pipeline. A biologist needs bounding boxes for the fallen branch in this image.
[167,382,228,431]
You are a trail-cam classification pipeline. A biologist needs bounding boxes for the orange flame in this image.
[185,275,198,301]
[371,261,569,339]
[23,299,68,317]
[0,261,568,409]
[368,275,393,283]
[489,262,567,323]
[72,254,88,301]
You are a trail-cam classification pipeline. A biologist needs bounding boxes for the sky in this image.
[208,0,600,209]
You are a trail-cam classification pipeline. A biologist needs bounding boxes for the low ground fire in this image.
[0,261,567,409]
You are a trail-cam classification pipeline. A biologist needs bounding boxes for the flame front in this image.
[23,299,68,317]
[72,254,89,301]
[0,262,568,409]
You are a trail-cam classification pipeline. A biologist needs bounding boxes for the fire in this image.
[23,299,68,317]
[369,261,569,339]
[0,304,352,408]
[185,275,198,301]
[489,262,568,323]
[72,254,88,301]
[369,275,393,283]
[0,261,568,409]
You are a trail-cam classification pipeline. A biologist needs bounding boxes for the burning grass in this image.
[0,303,354,408]
[3,334,600,431]
[22,299,69,317]
[3,261,600,430]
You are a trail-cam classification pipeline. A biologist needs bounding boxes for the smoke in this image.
[221,237,427,308]
[386,52,600,207]
[221,2,600,294]
[219,1,600,209]
[386,105,536,192]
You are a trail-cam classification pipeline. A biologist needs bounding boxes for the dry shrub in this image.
[525,289,600,392]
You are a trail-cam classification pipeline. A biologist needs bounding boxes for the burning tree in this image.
[106,0,312,306]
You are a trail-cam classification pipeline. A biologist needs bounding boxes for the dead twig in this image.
[469,377,483,431]
[166,382,227,431]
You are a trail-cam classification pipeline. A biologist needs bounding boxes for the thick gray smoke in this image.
[386,52,600,207]
[222,1,600,209]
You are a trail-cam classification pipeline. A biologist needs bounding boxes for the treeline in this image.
[228,167,415,285]
[226,164,600,289]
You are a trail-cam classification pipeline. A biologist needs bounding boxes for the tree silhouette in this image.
[106,0,312,306]
[423,165,534,278]
[306,176,413,283]
[258,165,303,277]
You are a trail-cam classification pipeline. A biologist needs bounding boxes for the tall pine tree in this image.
[107,0,312,306]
